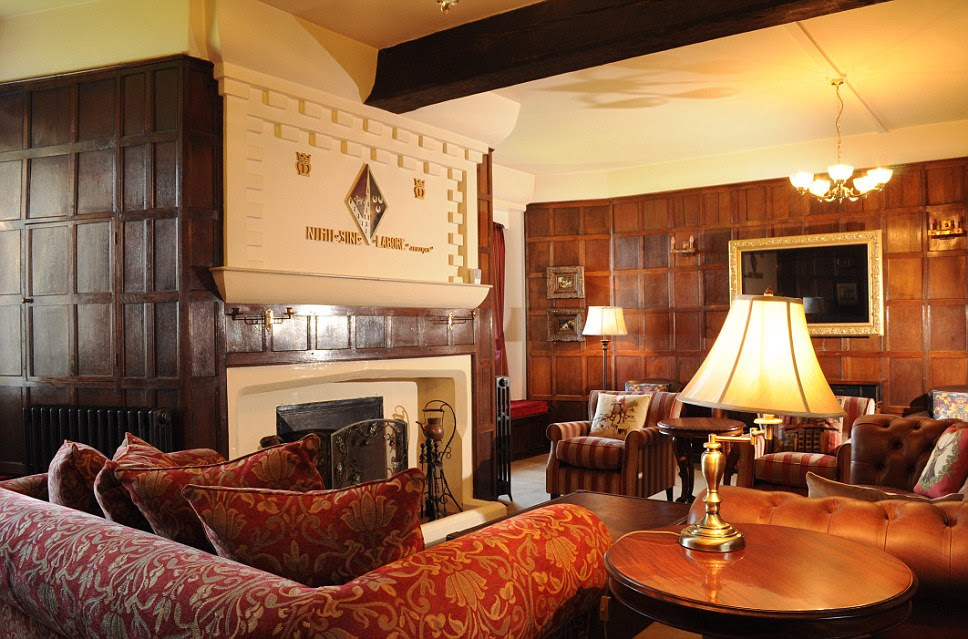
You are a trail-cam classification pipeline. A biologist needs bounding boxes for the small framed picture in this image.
[547,309,584,342]
[546,266,585,299]
[836,282,858,306]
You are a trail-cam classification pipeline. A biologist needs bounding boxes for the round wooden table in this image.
[658,417,744,503]
[605,523,916,639]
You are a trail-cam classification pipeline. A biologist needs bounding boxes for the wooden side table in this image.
[606,523,916,639]
[658,417,744,503]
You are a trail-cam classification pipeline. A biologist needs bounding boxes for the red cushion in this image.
[754,451,837,488]
[914,424,968,498]
[184,468,426,587]
[510,400,549,420]
[115,434,324,550]
[94,433,225,531]
[47,441,108,516]
[556,436,624,470]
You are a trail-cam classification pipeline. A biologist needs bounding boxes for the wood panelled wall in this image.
[0,57,224,474]
[525,157,968,419]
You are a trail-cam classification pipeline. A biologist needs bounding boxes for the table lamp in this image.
[676,293,844,552]
[582,306,627,390]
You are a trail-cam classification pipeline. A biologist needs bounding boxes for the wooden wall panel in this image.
[526,156,968,416]
[0,57,225,473]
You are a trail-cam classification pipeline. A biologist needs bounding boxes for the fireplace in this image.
[226,354,506,543]
[274,397,407,489]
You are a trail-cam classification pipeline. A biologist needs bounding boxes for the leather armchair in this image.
[733,395,876,493]
[840,413,962,492]
[546,390,680,500]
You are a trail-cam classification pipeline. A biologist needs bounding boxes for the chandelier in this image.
[789,78,892,203]
[437,0,460,13]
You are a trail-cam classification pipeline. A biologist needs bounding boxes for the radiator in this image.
[24,405,173,474]
[495,376,512,498]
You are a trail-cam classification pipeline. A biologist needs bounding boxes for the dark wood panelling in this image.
[0,57,225,473]
[526,156,968,415]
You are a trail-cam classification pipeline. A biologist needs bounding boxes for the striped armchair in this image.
[546,390,680,500]
[733,395,877,494]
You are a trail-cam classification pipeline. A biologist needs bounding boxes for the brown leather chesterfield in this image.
[838,413,962,492]
[689,485,968,638]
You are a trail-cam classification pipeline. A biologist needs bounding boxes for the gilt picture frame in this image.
[546,266,585,299]
[547,309,584,342]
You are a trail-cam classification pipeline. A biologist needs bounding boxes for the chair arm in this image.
[0,473,48,501]
[547,420,591,442]
[623,426,664,449]
[835,442,852,483]
[727,436,767,488]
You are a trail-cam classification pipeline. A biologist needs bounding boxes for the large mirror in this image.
[728,230,883,336]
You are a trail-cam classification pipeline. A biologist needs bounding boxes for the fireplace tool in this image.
[418,400,462,521]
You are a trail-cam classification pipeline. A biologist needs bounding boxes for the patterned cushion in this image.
[914,424,968,498]
[95,433,225,530]
[589,393,652,439]
[183,468,426,587]
[754,451,837,488]
[933,390,968,420]
[624,382,670,393]
[556,436,625,470]
[47,441,108,516]
[115,434,324,549]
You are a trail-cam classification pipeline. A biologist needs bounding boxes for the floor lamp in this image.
[582,306,627,390]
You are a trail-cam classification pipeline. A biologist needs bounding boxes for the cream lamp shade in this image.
[679,294,843,418]
[582,306,628,337]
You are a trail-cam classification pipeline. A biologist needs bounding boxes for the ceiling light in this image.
[790,78,892,203]
[437,0,460,13]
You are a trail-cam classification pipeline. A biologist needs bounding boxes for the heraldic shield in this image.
[345,164,388,242]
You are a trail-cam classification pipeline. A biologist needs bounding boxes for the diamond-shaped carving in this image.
[345,164,388,243]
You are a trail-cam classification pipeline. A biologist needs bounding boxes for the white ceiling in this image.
[263,0,968,177]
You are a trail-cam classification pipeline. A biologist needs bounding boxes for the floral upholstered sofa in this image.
[0,473,611,639]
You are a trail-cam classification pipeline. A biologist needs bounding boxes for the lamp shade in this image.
[679,295,843,418]
[582,306,628,337]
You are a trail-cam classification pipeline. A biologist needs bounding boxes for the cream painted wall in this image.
[530,118,968,203]
[0,0,194,82]
[493,165,534,400]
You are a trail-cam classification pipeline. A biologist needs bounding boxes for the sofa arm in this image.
[0,473,48,501]
[688,486,968,607]
[547,420,591,442]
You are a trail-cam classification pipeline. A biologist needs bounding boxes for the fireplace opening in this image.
[272,397,407,489]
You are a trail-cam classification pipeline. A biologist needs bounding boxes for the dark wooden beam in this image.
[366,0,891,113]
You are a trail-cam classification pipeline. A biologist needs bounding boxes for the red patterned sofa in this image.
[0,475,611,639]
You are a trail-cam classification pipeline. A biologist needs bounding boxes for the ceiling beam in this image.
[365,0,891,113]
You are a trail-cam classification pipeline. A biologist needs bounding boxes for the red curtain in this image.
[493,223,509,377]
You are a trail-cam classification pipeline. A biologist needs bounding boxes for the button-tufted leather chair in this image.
[841,413,962,493]
[546,390,680,500]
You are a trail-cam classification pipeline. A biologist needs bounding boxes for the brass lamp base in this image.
[679,520,745,552]
[678,428,763,553]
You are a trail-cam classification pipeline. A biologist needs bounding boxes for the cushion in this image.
[914,424,968,498]
[183,468,426,587]
[47,441,108,516]
[589,393,651,439]
[624,382,670,393]
[94,433,225,530]
[556,436,624,470]
[509,399,549,420]
[932,390,968,420]
[114,434,324,550]
[754,451,837,488]
[806,472,964,503]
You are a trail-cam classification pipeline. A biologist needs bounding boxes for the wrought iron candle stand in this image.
[418,400,462,521]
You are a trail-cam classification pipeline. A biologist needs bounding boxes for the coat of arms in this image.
[345,164,388,243]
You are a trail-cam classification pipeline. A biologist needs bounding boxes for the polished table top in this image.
[606,523,917,638]
[658,417,746,437]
